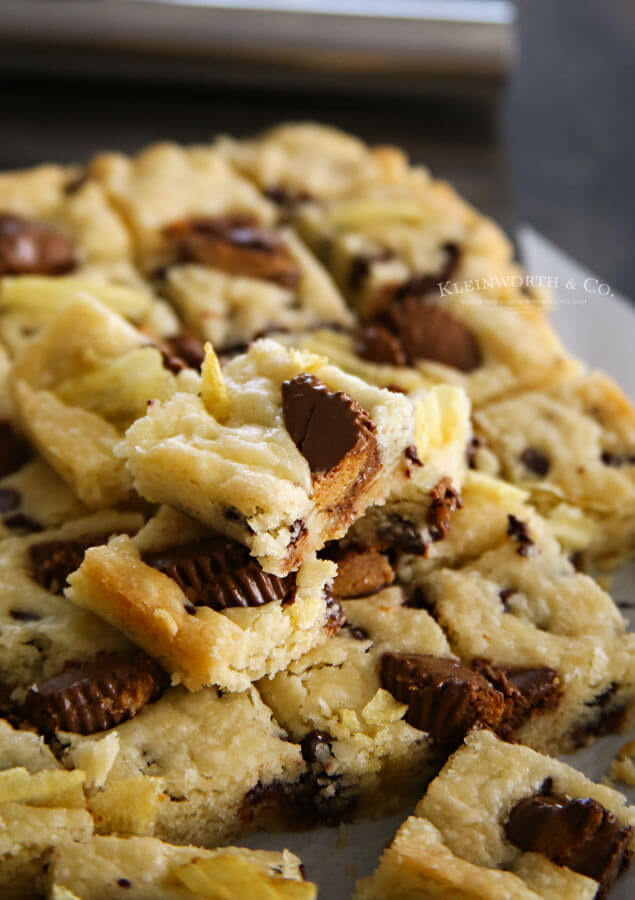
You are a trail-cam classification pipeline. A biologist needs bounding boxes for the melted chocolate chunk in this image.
[573,683,627,744]
[378,296,482,372]
[0,487,20,513]
[144,537,296,610]
[520,446,550,476]
[3,513,42,533]
[22,653,169,735]
[0,213,76,276]
[159,333,206,373]
[282,374,377,475]
[380,652,504,747]
[427,478,462,542]
[301,730,333,766]
[0,420,31,479]
[505,793,633,898]
[506,514,537,558]
[349,625,370,641]
[164,216,301,288]
[331,547,394,599]
[29,535,110,595]
[472,659,561,735]
[355,324,406,367]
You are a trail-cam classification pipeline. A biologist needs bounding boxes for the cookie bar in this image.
[473,371,635,568]
[0,510,143,697]
[344,382,470,556]
[121,338,417,575]
[258,583,565,820]
[0,456,90,538]
[10,295,197,508]
[66,506,337,691]
[47,834,315,900]
[218,123,541,307]
[0,803,94,900]
[411,506,635,754]
[258,586,452,820]
[88,141,352,349]
[284,304,577,409]
[58,684,306,845]
[357,730,635,899]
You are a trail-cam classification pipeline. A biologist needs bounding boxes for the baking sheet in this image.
[243,231,635,897]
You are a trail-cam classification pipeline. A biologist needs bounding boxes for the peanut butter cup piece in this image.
[505,793,633,898]
[159,332,206,373]
[144,536,296,610]
[472,659,562,735]
[355,324,406,367]
[330,547,394,599]
[427,477,463,541]
[282,373,378,476]
[380,296,482,371]
[29,535,110,595]
[164,215,301,288]
[0,420,30,478]
[22,653,169,735]
[380,652,504,747]
[0,213,76,276]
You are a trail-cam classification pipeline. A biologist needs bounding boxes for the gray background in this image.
[1,0,634,296]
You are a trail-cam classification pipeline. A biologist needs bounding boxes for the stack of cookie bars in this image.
[0,123,634,899]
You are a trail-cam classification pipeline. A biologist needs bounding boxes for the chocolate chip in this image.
[22,653,169,735]
[0,421,31,479]
[355,324,407,367]
[348,249,394,292]
[264,186,312,207]
[403,585,436,615]
[505,793,633,898]
[158,333,206,373]
[3,513,43,533]
[377,515,426,555]
[349,625,370,641]
[0,487,20,513]
[9,608,41,622]
[601,450,635,467]
[506,515,537,558]
[301,730,333,766]
[499,588,516,610]
[427,478,463,542]
[282,373,377,475]
[472,659,562,736]
[466,436,485,468]
[520,447,550,477]
[117,879,132,889]
[0,213,77,276]
[380,652,505,748]
[378,296,482,372]
[331,547,394,599]
[405,444,423,466]
[144,537,296,610]
[29,535,111,595]
[393,243,461,302]
[164,216,301,288]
